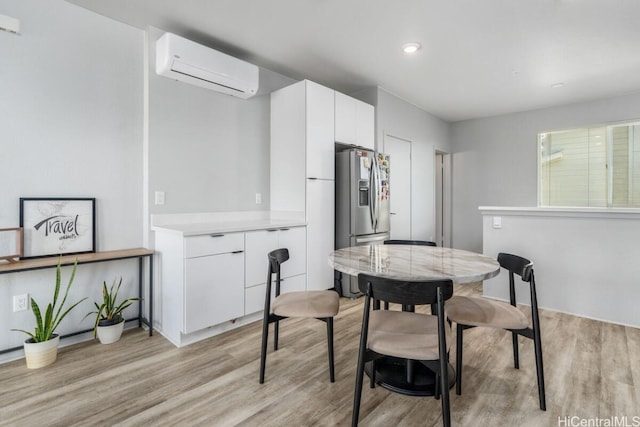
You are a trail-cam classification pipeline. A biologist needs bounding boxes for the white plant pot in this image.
[23,335,60,369]
[96,320,125,344]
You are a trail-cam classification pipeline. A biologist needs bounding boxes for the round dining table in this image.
[328,244,501,396]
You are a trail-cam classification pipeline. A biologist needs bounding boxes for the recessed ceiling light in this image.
[402,42,421,54]
[550,82,565,89]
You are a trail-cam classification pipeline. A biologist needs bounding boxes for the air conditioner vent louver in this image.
[156,32,259,99]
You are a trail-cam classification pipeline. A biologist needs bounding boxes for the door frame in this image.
[435,151,452,247]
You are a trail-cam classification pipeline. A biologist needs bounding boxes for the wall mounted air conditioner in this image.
[155,32,259,99]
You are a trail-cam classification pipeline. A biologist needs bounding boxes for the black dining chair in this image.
[352,273,454,427]
[381,239,437,310]
[259,248,340,384]
[446,252,546,410]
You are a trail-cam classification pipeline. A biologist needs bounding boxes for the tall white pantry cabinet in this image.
[271,80,335,291]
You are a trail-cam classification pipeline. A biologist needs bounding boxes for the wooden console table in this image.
[0,248,153,354]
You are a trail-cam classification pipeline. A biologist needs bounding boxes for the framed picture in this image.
[19,198,96,259]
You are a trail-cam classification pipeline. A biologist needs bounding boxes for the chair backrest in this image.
[357,273,453,306]
[267,248,290,300]
[497,252,538,313]
[384,239,437,247]
[497,252,533,282]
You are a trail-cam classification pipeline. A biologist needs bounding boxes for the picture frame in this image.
[0,227,23,262]
[19,197,96,259]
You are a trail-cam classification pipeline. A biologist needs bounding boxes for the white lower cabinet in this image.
[245,273,306,314]
[244,226,306,314]
[156,224,307,347]
[182,233,245,334]
[184,251,244,333]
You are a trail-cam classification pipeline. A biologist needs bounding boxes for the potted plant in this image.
[86,278,140,344]
[12,259,86,369]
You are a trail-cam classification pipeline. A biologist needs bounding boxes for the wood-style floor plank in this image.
[1,282,638,426]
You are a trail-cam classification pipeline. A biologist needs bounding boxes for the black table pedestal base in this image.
[365,356,456,397]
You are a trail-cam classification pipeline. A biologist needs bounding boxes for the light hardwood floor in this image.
[1,283,639,426]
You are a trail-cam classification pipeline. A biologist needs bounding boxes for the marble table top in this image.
[329,245,500,284]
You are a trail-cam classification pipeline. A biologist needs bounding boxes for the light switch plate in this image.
[492,216,502,229]
[155,191,165,205]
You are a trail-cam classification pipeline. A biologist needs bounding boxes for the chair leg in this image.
[274,320,279,351]
[259,319,269,384]
[327,317,335,383]
[456,323,463,395]
[434,371,441,400]
[353,343,368,426]
[440,356,451,427]
[370,360,376,388]
[512,331,520,369]
[533,328,546,410]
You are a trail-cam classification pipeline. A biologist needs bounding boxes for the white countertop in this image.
[151,211,306,236]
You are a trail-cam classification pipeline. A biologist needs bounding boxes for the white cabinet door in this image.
[184,252,244,333]
[335,91,357,145]
[335,91,375,150]
[306,81,335,180]
[277,227,306,279]
[357,100,375,150]
[245,273,307,315]
[245,227,306,287]
[306,179,335,291]
[245,229,279,287]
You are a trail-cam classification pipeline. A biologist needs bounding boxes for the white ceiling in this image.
[66,0,640,122]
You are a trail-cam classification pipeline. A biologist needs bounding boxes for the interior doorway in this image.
[384,134,412,240]
[435,151,452,247]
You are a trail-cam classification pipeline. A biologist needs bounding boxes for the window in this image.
[538,121,640,207]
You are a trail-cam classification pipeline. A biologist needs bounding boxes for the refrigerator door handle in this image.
[368,159,376,230]
[372,153,380,230]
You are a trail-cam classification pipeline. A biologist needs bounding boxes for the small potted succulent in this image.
[12,259,86,369]
[86,278,140,344]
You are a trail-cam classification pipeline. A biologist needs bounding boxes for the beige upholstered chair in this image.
[352,273,453,427]
[446,252,546,410]
[259,248,340,383]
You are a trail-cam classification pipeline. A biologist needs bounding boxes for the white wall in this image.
[451,91,640,252]
[481,208,640,328]
[0,0,143,360]
[353,87,452,242]
[145,27,295,216]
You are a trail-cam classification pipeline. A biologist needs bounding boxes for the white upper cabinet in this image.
[335,91,375,150]
[271,80,335,212]
[306,81,336,180]
[335,92,358,144]
[356,100,375,150]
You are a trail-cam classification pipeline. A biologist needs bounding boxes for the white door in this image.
[384,134,412,240]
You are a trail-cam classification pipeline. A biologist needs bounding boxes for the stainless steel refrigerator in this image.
[335,148,390,297]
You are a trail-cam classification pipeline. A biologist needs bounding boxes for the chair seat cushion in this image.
[446,295,529,330]
[368,310,452,361]
[272,290,339,318]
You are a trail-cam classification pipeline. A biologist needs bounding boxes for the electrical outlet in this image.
[13,294,29,312]
[255,193,262,204]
